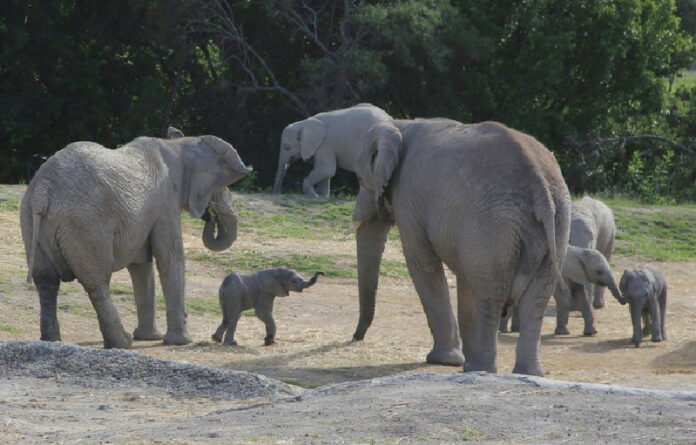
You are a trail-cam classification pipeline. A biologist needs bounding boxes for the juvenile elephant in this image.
[212,268,323,346]
[499,246,623,334]
[348,119,570,376]
[570,197,616,309]
[21,134,251,349]
[273,103,392,198]
[620,267,667,347]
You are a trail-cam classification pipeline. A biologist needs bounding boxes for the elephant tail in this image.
[26,183,49,284]
[535,191,567,295]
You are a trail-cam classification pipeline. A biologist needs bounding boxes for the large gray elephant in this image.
[273,103,392,198]
[499,246,624,334]
[347,119,570,376]
[570,197,616,309]
[21,134,251,349]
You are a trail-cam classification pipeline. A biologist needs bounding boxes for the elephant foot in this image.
[498,327,509,333]
[40,333,62,342]
[633,340,641,348]
[223,338,238,346]
[512,362,544,376]
[163,331,191,346]
[133,326,163,341]
[463,359,497,374]
[426,347,464,366]
[510,325,520,333]
[211,333,222,343]
[651,335,663,343]
[583,327,598,336]
[103,330,133,349]
[554,326,570,335]
[264,335,275,346]
[592,297,606,309]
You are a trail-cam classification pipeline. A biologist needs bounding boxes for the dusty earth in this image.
[1,185,696,443]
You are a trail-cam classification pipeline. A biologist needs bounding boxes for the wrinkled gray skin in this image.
[212,268,324,346]
[349,119,570,376]
[499,246,623,334]
[620,267,667,347]
[569,197,616,309]
[273,103,392,198]
[21,134,251,349]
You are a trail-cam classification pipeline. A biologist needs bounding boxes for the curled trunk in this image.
[303,271,325,289]
[202,189,238,252]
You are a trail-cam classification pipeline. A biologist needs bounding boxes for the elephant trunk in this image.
[273,157,288,194]
[630,302,643,347]
[607,279,625,305]
[353,220,390,341]
[201,189,238,252]
[303,271,325,289]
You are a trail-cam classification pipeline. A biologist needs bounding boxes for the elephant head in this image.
[348,121,402,340]
[562,246,624,305]
[273,118,327,194]
[268,268,324,296]
[182,135,252,251]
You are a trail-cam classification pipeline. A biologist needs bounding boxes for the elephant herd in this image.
[20,103,667,376]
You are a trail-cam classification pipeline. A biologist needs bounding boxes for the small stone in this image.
[97,404,112,411]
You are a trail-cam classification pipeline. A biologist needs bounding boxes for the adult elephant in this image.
[347,119,570,376]
[570,197,616,309]
[273,103,392,198]
[21,134,251,349]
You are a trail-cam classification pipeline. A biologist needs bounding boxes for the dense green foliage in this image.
[1,0,695,199]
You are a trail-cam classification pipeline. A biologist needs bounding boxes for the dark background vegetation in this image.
[2,0,696,201]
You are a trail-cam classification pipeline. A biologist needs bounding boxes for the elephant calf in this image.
[212,268,323,346]
[619,267,667,347]
[500,246,623,335]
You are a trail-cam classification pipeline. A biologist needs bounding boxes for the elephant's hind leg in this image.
[85,282,132,349]
[458,277,504,373]
[128,262,163,341]
[402,239,463,366]
[33,248,61,341]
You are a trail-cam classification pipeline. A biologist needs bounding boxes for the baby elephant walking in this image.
[619,267,667,347]
[212,268,323,346]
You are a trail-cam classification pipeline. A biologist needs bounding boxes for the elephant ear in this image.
[360,121,403,203]
[563,247,590,285]
[201,135,252,175]
[619,269,630,294]
[299,118,327,161]
[268,268,292,297]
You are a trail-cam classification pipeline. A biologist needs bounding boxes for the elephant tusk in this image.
[344,221,362,235]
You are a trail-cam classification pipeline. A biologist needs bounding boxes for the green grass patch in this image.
[243,309,256,317]
[186,296,219,314]
[596,197,696,261]
[0,322,20,334]
[0,185,21,211]
[58,302,94,317]
[110,282,133,296]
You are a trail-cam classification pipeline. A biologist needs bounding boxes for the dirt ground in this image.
[1,185,696,442]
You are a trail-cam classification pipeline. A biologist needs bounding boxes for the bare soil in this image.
[1,185,696,443]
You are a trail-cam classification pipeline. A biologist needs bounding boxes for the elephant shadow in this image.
[218,340,427,386]
[651,340,696,371]
[570,338,636,353]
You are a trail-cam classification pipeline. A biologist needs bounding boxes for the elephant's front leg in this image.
[403,244,462,366]
[553,291,571,335]
[256,300,276,345]
[648,296,663,342]
[85,282,132,349]
[315,177,331,198]
[630,303,643,347]
[128,262,163,341]
[576,285,597,336]
[152,222,191,345]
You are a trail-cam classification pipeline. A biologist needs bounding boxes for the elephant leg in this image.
[84,282,132,349]
[128,262,162,341]
[257,310,277,346]
[461,283,504,373]
[33,249,61,342]
[576,286,597,336]
[648,296,662,342]
[212,319,226,343]
[152,224,191,345]
[631,303,643,347]
[315,177,331,198]
[303,157,336,198]
[641,308,651,336]
[513,290,549,376]
[554,293,571,335]
[403,241,462,366]
[222,312,241,346]
[498,310,510,333]
[659,293,667,341]
[510,307,520,332]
